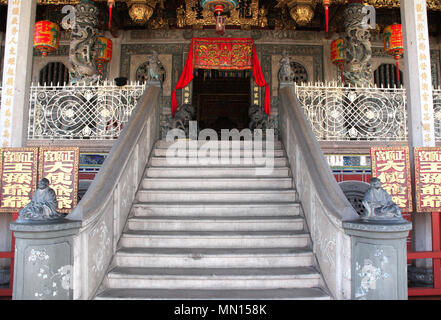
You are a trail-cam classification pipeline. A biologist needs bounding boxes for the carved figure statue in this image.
[174,104,195,136]
[278,50,295,83]
[146,51,163,82]
[249,104,267,130]
[361,177,403,221]
[17,178,64,223]
[68,0,100,84]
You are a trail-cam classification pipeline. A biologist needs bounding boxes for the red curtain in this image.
[251,42,270,116]
[171,41,194,117]
[171,38,270,117]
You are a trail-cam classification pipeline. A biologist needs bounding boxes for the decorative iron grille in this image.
[295,82,408,141]
[28,82,145,140]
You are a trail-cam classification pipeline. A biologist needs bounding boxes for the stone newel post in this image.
[10,220,81,300]
[343,220,412,300]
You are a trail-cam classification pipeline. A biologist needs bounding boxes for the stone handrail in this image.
[66,82,161,299]
[279,83,359,299]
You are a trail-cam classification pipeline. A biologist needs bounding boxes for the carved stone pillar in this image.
[68,0,100,84]
[342,1,373,87]
[344,220,412,300]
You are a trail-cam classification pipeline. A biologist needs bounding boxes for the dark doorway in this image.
[193,69,251,134]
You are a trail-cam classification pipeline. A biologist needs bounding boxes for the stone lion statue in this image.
[174,104,195,136]
[249,104,267,130]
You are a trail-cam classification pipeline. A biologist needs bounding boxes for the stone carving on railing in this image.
[278,50,295,83]
[136,52,166,84]
[361,177,405,222]
[17,178,65,223]
[145,51,165,83]
[342,2,373,87]
[67,0,100,84]
[173,103,195,136]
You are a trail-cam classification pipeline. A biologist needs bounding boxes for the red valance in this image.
[171,37,270,117]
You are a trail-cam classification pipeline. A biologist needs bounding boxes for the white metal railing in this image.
[295,82,408,141]
[28,82,145,140]
[25,82,441,142]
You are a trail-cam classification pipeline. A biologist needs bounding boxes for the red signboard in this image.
[0,148,39,213]
[193,38,253,70]
[370,147,413,212]
[38,147,79,214]
[414,147,441,212]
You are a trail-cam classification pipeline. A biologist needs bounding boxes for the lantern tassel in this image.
[108,4,113,30]
[396,60,400,83]
[325,6,329,32]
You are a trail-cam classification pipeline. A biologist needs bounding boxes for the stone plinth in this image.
[10,220,81,300]
[343,219,412,300]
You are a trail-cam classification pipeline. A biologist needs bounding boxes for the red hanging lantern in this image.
[323,0,331,33]
[33,21,61,57]
[383,23,404,82]
[331,38,345,84]
[95,37,113,74]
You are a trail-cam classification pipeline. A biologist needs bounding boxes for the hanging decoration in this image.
[383,23,404,83]
[331,38,344,84]
[95,37,113,75]
[200,0,239,35]
[108,0,115,30]
[323,0,330,32]
[128,0,157,25]
[33,21,61,57]
[280,0,317,26]
[172,37,270,117]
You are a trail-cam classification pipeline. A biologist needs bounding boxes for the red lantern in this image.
[331,38,345,84]
[33,21,61,57]
[95,37,113,74]
[383,24,404,82]
[323,0,331,32]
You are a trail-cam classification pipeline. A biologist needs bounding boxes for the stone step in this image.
[141,177,293,190]
[136,189,297,203]
[149,157,288,167]
[153,148,286,158]
[145,167,290,178]
[127,215,304,232]
[119,230,310,248]
[131,203,301,217]
[95,287,331,300]
[105,266,321,290]
[155,140,283,150]
[114,247,314,268]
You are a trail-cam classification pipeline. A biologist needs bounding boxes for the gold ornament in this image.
[128,0,157,25]
[289,3,315,26]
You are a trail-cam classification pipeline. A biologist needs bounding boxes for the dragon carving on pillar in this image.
[66,0,100,84]
[342,2,373,87]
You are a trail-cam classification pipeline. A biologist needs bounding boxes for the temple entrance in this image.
[193,69,251,134]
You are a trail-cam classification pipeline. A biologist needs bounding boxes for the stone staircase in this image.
[95,140,331,300]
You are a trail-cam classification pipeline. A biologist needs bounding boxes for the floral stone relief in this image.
[26,247,72,300]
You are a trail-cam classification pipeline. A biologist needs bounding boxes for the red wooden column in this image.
[0,212,18,297]
[432,212,441,289]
